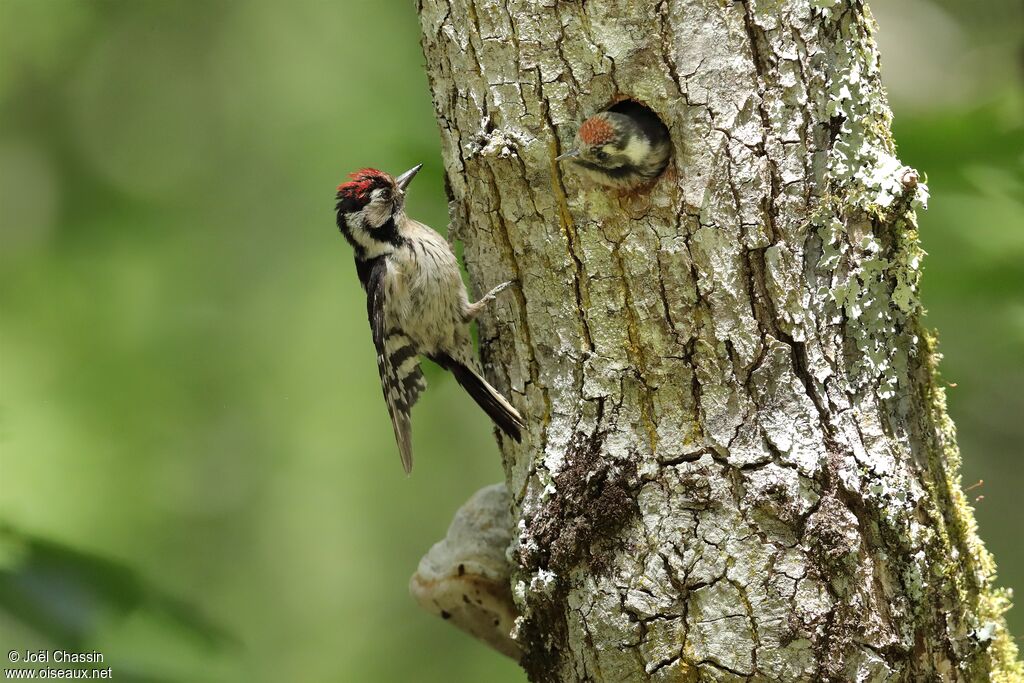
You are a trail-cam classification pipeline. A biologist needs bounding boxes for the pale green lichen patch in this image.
[823,228,918,398]
[812,6,931,399]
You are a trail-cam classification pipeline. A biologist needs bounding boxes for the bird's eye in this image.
[595,150,610,162]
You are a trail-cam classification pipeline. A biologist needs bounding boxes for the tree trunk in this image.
[412,0,1023,680]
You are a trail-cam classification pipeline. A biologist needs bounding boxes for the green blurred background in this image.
[0,1,1020,681]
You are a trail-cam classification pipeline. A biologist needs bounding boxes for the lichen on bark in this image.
[414,0,1022,680]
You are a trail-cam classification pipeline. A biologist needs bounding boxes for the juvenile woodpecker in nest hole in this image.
[335,164,524,473]
[556,102,671,190]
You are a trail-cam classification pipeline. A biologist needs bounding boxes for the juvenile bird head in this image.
[336,164,421,240]
[556,107,670,190]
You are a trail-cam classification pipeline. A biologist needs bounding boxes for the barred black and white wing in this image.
[365,259,427,473]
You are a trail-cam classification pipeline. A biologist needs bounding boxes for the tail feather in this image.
[433,353,524,442]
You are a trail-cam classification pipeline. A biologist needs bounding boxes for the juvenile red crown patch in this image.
[337,168,390,198]
[578,115,616,146]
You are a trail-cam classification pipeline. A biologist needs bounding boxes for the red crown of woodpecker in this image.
[337,168,393,200]
[578,115,617,145]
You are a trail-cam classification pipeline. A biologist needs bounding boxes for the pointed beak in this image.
[555,149,580,162]
[395,163,423,191]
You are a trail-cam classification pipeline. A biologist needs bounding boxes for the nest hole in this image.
[605,99,672,188]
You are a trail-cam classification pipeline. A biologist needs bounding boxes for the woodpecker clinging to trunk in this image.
[334,164,524,473]
[556,101,671,190]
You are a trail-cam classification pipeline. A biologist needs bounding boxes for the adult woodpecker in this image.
[334,164,524,473]
[556,101,671,190]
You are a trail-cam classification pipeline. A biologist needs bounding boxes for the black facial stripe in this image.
[336,194,405,253]
[370,216,405,248]
[575,159,641,178]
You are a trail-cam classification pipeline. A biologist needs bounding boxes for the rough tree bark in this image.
[410,1,1023,681]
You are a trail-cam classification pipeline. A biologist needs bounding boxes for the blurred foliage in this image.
[0,1,1020,681]
[0,524,231,681]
